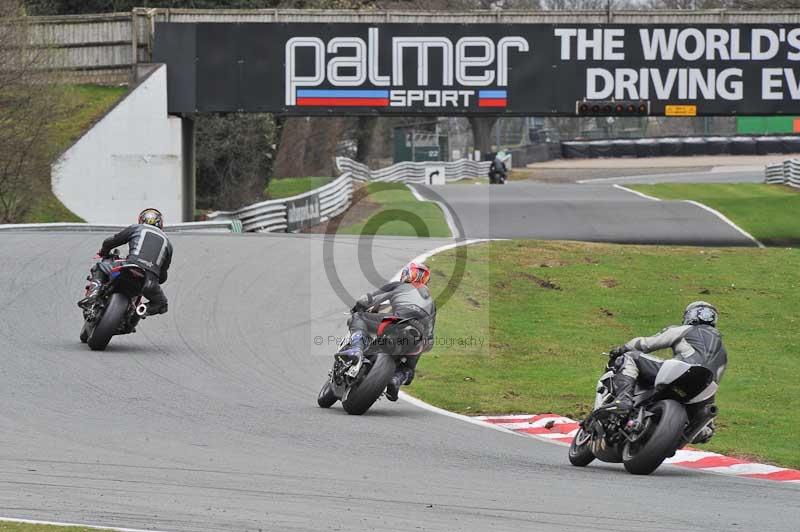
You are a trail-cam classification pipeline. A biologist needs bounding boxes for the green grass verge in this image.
[266,176,331,199]
[629,183,800,247]
[337,182,451,237]
[413,240,800,468]
[0,522,115,531]
[22,84,127,223]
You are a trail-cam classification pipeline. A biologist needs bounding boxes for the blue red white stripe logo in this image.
[479,90,507,108]
[296,89,389,107]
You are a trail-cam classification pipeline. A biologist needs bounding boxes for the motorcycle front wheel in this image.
[568,426,595,467]
[317,380,338,408]
[622,399,688,475]
[79,321,90,343]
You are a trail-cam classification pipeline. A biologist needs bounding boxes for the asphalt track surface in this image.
[1,231,797,532]
[413,181,756,245]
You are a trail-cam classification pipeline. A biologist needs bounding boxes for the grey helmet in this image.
[683,301,718,327]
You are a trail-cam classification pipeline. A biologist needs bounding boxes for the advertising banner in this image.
[285,194,321,232]
[154,23,800,116]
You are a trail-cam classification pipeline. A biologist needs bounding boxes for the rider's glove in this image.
[354,294,372,310]
[609,345,628,359]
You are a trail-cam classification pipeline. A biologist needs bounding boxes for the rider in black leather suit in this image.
[78,208,173,316]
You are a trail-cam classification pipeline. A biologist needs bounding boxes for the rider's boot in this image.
[692,420,716,444]
[385,367,413,402]
[597,374,635,415]
[77,277,102,309]
[337,330,366,363]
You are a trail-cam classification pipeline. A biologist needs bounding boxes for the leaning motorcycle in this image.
[317,305,425,415]
[568,353,719,475]
[80,250,149,351]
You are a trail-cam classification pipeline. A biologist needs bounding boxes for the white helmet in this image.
[683,301,718,327]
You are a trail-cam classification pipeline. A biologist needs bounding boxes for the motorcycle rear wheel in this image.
[342,354,396,415]
[568,427,595,467]
[87,293,128,351]
[317,380,338,408]
[622,399,687,475]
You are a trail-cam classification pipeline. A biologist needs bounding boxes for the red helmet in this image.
[138,208,164,229]
[400,262,430,287]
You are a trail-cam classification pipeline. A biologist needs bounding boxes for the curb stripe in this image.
[476,412,800,485]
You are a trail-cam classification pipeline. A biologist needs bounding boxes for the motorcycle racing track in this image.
[412,181,757,245]
[0,231,797,532]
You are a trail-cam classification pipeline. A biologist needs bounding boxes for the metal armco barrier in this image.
[763,159,800,188]
[765,163,785,184]
[336,157,492,184]
[0,221,241,233]
[207,174,353,233]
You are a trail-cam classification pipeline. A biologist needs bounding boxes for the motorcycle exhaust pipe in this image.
[136,304,148,317]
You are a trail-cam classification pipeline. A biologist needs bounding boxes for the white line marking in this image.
[612,184,662,201]
[407,184,460,239]
[0,516,166,532]
[398,392,527,438]
[684,200,765,248]
[578,172,701,184]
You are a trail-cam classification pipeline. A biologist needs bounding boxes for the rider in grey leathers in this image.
[339,262,436,402]
[601,301,727,443]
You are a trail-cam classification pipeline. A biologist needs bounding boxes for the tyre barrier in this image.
[564,135,800,159]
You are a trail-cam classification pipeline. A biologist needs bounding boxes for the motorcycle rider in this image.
[488,154,507,183]
[78,208,173,316]
[338,261,436,402]
[600,301,727,443]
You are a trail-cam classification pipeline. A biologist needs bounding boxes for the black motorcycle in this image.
[488,167,506,184]
[317,306,425,415]
[488,157,507,184]
[80,250,149,351]
[569,354,719,475]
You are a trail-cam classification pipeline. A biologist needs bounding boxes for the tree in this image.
[0,0,66,222]
[24,1,282,15]
[468,117,498,157]
[194,113,278,210]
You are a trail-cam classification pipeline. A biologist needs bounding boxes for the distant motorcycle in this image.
[80,250,149,351]
[568,353,719,475]
[488,167,506,184]
[317,304,425,415]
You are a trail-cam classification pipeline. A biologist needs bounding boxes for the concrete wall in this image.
[52,64,185,224]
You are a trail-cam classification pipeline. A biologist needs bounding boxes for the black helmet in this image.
[138,208,164,229]
[683,301,718,327]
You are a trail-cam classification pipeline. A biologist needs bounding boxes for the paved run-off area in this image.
[0,232,797,532]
